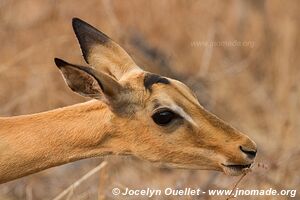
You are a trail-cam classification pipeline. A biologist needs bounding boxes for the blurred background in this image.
[0,0,299,199]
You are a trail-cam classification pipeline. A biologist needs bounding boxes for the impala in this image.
[0,18,257,184]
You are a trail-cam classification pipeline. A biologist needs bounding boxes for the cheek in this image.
[175,124,200,142]
[157,126,195,147]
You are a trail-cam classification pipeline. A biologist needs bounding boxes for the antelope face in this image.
[55,18,257,176]
[130,75,257,176]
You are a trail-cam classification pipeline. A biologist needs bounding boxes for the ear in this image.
[54,58,122,101]
[72,18,142,80]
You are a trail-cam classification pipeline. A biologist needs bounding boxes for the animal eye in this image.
[152,109,179,126]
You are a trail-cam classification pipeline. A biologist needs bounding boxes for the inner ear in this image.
[72,18,141,80]
[55,58,103,99]
[54,58,123,101]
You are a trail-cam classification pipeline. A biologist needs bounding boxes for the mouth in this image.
[221,163,252,176]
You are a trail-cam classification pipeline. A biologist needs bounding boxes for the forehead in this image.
[169,79,199,105]
[143,73,199,107]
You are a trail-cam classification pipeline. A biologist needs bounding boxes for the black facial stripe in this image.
[144,73,170,91]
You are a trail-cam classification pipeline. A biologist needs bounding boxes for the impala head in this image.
[55,18,257,176]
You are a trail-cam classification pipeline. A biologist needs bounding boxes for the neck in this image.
[0,100,128,183]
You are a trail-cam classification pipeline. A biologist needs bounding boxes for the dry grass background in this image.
[0,0,299,199]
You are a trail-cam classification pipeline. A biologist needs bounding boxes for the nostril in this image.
[240,146,257,158]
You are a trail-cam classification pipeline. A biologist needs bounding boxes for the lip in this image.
[221,163,252,176]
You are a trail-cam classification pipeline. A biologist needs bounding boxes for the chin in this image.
[221,164,252,176]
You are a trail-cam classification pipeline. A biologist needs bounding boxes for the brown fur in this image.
[0,18,257,184]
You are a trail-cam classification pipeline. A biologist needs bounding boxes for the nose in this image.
[240,146,257,159]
